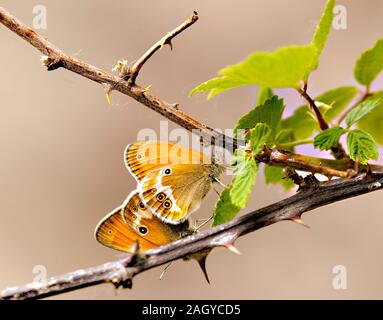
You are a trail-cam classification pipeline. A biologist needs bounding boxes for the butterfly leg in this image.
[159,262,173,280]
[195,216,213,230]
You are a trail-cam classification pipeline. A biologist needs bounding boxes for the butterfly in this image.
[124,141,225,225]
[95,191,211,282]
[95,191,193,253]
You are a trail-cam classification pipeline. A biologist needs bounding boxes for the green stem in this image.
[277,139,314,148]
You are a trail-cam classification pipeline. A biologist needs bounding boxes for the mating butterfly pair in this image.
[95,141,224,253]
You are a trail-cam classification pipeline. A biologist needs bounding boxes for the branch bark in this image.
[2,169,383,300]
[1,6,383,300]
[129,11,199,84]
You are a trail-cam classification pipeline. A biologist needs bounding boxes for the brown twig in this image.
[0,7,232,151]
[257,147,356,179]
[2,169,383,299]
[298,87,348,160]
[129,11,199,84]
[298,87,329,130]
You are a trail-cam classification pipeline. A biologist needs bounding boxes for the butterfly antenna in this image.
[159,262,173,280]
[213,177,228,189]
[195,216,213,231]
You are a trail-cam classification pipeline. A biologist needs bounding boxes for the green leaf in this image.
[317,86,359,121]
[281,105,318,140]
[189,76,247,99]
[357,92,383,144]
[249,123,271,155]
[212,189,240,226]
[263,165,295,191]
[345,98,382,127]
[311,0,336,70]
[190,1,336,98]
[219,45,316,88]
[282,86,358,140]
[230,149,259,208]
[213,148,261,226]
[346,129,378,164]
[354,38,383,88]
[314,126,346,150]
[235,96,285,139]
[256,87,274,105]
[275,128,296,151]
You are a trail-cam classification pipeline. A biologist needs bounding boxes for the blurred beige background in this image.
[1,0,383,299]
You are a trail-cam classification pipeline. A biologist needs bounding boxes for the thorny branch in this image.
[0,7,234,150]
[2,170,383,300]
[1,7,383,300]
[128,11,199,84]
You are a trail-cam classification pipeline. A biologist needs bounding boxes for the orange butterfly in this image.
[124,141,225,224]
[95,191,193,253]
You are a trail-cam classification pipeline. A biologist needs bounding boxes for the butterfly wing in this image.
[124,141,209,181]
[95,206,158,253]
[138,164,222,224]
[121,191,191,245]
[95,191,191,252]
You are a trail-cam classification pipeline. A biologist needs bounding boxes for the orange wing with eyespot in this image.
[138,164,220,224]
[124,141,210,181]
[95,192,192,252]
[95,206,158,253]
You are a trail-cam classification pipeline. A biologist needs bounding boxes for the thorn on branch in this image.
[290,215,310,228]
[224,243,241,255]
[141,84,153,93]
[102,83,113,105]
[128,11,199,84]
[184,249,212,284]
